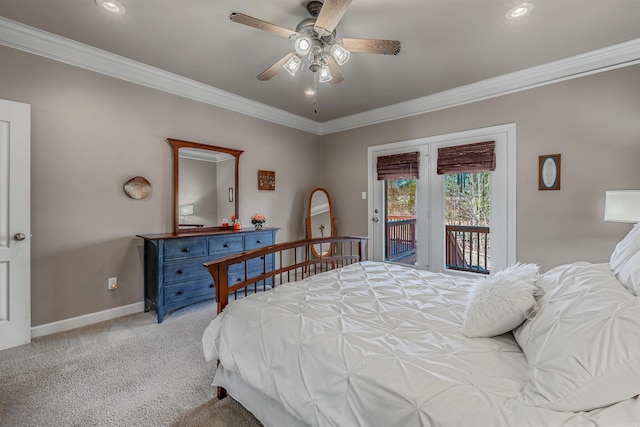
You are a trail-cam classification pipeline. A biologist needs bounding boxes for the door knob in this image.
[14,232,26,241]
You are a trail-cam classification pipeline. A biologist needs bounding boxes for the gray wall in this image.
[0,45,322,326]
[321,64,640,272]
[2,43,638,327]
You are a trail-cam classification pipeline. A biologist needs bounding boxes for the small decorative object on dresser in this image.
[251,213,266,230]
[137,228,278,322]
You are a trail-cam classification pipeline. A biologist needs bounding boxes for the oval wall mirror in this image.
[305,188,335,257]
[168,138,243,234]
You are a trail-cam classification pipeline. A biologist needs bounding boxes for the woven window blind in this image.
[437,141,496,175]
[377,152,420,180]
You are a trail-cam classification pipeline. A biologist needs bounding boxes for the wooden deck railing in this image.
[445,225,490,274]
[385,219,489,272]
[385,219,416,262]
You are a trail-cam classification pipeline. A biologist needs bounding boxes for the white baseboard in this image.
[31,302,145,338]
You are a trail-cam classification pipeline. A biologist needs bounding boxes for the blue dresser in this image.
[137,228,278,322]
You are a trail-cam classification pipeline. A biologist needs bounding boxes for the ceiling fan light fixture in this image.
[330,44,350,66]
[294,36,313,56]
[506,2,534,19]
[283,54,302,76]
[318,65,332,83]
[95,0,126,14]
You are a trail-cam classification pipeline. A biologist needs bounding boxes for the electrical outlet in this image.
[108,277,118,290]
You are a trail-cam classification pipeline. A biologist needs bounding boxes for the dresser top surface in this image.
[136,227,279,241]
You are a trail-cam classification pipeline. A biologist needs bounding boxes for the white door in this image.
[0,99,31,351]
[368,143,430,267]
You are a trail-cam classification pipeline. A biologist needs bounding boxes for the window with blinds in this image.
[376,152,420,180]
[438,141,495,274]
[437,141,495,175]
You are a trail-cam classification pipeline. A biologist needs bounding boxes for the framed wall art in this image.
[539,154,561,191]
[258,170,275,191]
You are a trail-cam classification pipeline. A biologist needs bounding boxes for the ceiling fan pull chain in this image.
[313,72,319,114]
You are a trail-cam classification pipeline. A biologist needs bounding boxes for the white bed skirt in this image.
[214,365,308,427]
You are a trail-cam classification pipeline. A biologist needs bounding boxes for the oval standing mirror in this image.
[168,138,243,234]
[305,188,335,257]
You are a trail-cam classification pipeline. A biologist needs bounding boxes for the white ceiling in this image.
[0,0,639,125]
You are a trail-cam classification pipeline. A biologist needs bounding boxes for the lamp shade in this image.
[604,190,640,223]
[318,65,332,83]
[179,204,194,216]
[294,36,312,56]
[330,44,350,65]
[283,54,302,76]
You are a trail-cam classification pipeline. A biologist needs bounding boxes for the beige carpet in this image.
[0,300,262,427]
[172,397,262,427]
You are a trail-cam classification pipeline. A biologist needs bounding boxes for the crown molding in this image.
[319,38,640,134]
[1,17,638,136]
[0,17,320,134]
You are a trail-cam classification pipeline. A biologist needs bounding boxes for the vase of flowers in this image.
[251,213,266,230]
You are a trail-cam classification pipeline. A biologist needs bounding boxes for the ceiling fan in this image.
[229,0,401,85]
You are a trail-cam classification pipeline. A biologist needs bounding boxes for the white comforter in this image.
[202,261,639,426]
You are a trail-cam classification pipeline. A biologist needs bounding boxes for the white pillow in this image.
[617,250,640,296]
[610,222,640,274]
[513,262,640,412]
[461,263,539,338]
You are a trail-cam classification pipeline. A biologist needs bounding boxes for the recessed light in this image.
[96,0,126,15]
[304,88,316,96]
[506,2,533,19]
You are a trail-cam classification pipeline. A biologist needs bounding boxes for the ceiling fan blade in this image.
[314,0,352,38]
[337,38,401,55]
[327,56,344,84]
[257,52,295,81]
[230,12,300,39]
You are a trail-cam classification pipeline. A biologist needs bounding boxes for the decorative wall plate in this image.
[538,154,561,190]
[124,176,151,199]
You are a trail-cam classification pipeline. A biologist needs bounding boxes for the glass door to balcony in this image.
[384,179,417,265]
[369,124,516,274]
[370,146,429,268]
[444,172,491,274]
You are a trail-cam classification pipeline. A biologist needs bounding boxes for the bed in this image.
[202,231,640,426]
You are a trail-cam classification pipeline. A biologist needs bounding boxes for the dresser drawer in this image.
[245,232,273,250]
[163,260,210,284]
[164,278,215,306]
[209,236,243,256]
[247,256,273,276]
[222,262,246,288]
[164,238,207,261]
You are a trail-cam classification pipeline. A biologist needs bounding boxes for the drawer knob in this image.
[209,283,215,288]
[223,243,229,248]
[177,269,183,274]
[237,278,242,282]
[177,289,184,295]
[182,247,190,253]
[257,240,262,244]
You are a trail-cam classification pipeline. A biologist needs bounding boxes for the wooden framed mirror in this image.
[168,138,243,234]
[305,188,336,256]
